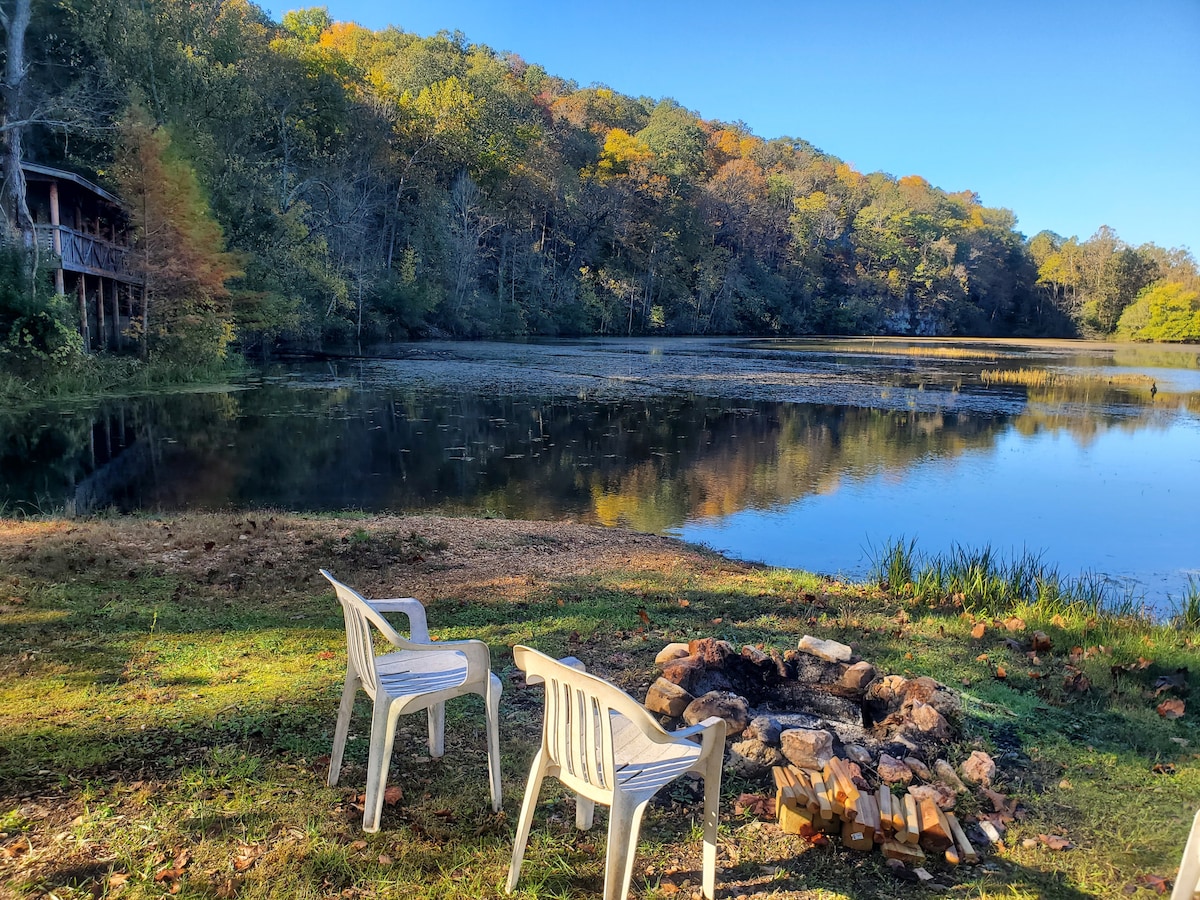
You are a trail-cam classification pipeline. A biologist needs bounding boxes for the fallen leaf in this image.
[995,665,1007,679]
[1153,671,1189,696]
[1038,833,1073,851]
[678,598,690,607]
[976,653,989,662]
[1069,646,1084,664]
[215,876,241,899]
[711,617,723,624]
[1152,763,1176,775]
[383,786,403,805]
[1050,614,1067,628]
[734,793,774,817]
[1135,657,1153,670]
[1003,616,1026,632]
[350,840,368,851]
[1135,873,1170,894]
[660,882,679,894]
[1158,699,1185,720]
[317,651,335,661]
[637,608,652,625]
[970,622,987,639]
[0,836,30,859]
[1031,631,1052,653]
[108,873,130,888]
[378,854,393,866]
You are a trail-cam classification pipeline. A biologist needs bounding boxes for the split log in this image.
[902,792,920,845]
[841,817,875,851]
[808,770,834,821]
[918,797,953,852]
[945,812,980,863]
[881,839,926,864]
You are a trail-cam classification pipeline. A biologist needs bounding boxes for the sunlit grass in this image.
[1,513,1197,899]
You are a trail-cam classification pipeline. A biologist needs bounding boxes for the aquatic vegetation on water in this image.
[980,367,1155,391]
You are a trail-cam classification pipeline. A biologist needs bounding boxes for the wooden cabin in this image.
[24,162,143,352]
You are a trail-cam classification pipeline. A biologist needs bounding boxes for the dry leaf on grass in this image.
[1157,699,1185,720]
[1134,873,1170,894]
[108,873,130,888]
[1038,833,1073,850]
[734,793,774,817]
[383,786,403,805]
[0,836,31,858]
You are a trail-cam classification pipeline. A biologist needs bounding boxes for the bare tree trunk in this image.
[1,0,34,254]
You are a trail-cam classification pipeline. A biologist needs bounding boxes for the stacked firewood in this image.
[773,760,979,866]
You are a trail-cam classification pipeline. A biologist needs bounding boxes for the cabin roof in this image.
[22,162,124,208]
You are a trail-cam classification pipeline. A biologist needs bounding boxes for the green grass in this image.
[0,513,1196,899]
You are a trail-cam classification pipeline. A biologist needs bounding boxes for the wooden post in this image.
[48,180,66,294]
[77,274,90,351]
[110,279,120,349]
[97,276,106,350]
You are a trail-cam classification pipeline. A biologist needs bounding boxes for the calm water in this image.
[3,338,1198,612]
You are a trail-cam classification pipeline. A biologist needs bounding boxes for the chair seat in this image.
[376,649,470,698]
[611,714,703,794]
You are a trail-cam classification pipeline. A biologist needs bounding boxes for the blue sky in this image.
[264,0,1200,255]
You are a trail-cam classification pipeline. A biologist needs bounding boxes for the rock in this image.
[654,643,691,666]
[904,757,932,780]
[899,676,962,721]
[960,750,996,787]
[744,715,782,745]
[905,701,950,741]
[727,738,784,777]
[741,645,770,667]
[779,727,835,770]
[770,711,823,733]
[797,634,853,663]
[878,753,914,785]
[843,744,872,765]
[688,637,735,667]
[683,691,750,736]
[933,759,968,793]
[644,678,694,717]
[837,661,877,693]
[910,782,957,810]
[660,655,704,691]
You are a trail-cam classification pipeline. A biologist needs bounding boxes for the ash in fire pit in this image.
[644,636,962,779]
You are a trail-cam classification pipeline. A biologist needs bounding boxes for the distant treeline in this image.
[5,0,1200,367]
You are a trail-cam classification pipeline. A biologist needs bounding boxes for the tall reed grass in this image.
[979,367,1155,390]
[870,537,1161,623]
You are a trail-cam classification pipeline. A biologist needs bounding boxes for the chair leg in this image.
[700,754,724,900]
[575,795,595,830]
[605,794,648,900]
[506,748,549,894]
[363,697,400,833]
[427,701,445,758]
[486,673,503,812]
[328,672,359,787]
[1173,809,1200,900]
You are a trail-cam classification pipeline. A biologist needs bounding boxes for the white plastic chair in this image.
[320,569,502,832]
[506,645,727,900]
[1173,809,1200,899]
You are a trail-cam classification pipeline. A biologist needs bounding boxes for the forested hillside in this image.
[5,0,1199,361]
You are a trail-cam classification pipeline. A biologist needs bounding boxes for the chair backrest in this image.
[514,645,668,799]
[321,569,409,698]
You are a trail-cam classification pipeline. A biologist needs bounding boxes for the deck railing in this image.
[34,224,140,283]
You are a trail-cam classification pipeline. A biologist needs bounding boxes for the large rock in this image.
[910,782,957,810]
[688,637,735,667]
[877,753,913,785]
[660,655,705,691]
[960,750,996,787]
[797,634,853,663]
[905,701,950,741]
[904,757,932,780]
[843,744,872,765]
[727,738,784,777]
[837,661,877,693]
[779,727,835,770]
[744,715,783,745]
[683,691,750,736]
[644,678,694,717]
[655,643,691,666]
[899,676,962,721]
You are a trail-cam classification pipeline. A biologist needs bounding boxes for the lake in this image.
[3,337,1198,613]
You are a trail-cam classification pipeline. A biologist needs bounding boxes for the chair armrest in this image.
[365,597,430,642]
[670,716,725,742]
[526,656,586,685]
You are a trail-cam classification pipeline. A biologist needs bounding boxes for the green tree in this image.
[1115,282,1200,342]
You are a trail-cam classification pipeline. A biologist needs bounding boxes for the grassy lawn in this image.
[0,513,1196,899]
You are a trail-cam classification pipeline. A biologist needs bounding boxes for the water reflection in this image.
[0,338,1196,608]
